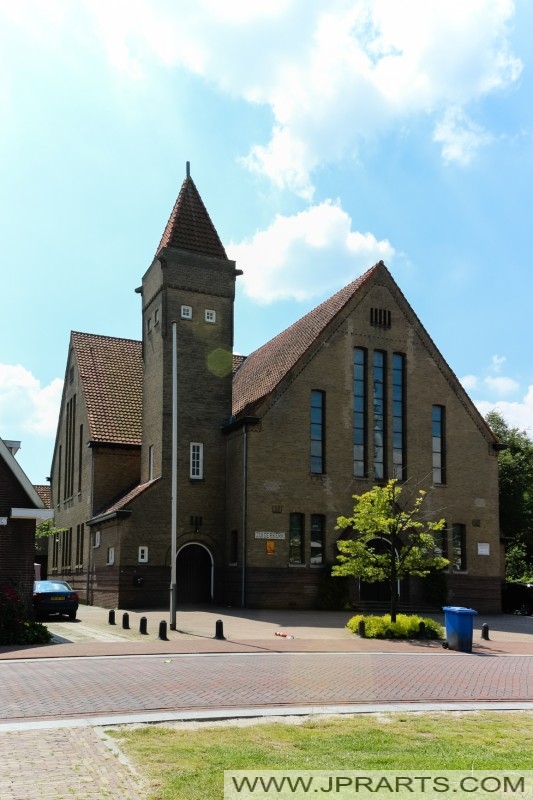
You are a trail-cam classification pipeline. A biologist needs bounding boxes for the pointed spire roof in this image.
[156,162,228,260]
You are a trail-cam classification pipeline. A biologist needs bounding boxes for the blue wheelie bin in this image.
[442,606,477,652]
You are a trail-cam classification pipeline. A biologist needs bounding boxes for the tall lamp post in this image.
[170,320,178,630]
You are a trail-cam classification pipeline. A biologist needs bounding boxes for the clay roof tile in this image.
[71,332,143,446]
[232,263,379,416]
[156,168,227,260]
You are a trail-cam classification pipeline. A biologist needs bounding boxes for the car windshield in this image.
[34,581,72,592]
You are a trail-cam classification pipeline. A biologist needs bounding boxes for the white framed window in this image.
[93,530,101,548]
[181,305,192,319]
[138,546,149,563]
[190,442,204,479]
[205,309,216,324]
[106,546,115,565]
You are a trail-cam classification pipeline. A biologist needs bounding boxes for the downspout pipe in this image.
[241,422,248,608]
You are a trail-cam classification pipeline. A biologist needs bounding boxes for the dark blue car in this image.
[33,580,79,621]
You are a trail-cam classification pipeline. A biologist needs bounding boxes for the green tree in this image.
[332,479,448,622]
[504,539,533,582]
[35,518,66,547]
[485,410,533,563]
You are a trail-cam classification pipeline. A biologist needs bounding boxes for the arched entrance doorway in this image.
[176,543,213,604]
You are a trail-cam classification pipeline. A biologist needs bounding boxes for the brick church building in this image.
[49,167,503,613]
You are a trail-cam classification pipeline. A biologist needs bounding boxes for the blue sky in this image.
[1,0,532,484]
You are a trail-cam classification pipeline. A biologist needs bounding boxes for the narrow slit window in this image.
[432,405,446,484]
[392,353,405,480]
[289,513,305,565]
[310,390,325,474]
[373,350,386,480]
[353,348,367,478]
[452,523,466,571]
[310,514,325,565]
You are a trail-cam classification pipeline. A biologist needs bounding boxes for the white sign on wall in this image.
[255,531,285,540]
[0,517,7,526]
[477,543,490,556]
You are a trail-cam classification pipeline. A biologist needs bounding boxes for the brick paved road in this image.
[1,651,533,799]
[2,651,533,724]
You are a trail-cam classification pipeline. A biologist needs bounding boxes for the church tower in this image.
[137,164,242,599]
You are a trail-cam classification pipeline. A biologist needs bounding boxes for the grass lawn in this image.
[110,711,533,799]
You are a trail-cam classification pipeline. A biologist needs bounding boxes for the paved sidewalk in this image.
[2,605,533,659]
[0,727,144,800]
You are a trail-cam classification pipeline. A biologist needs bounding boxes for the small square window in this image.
[147,317,152,333]
[205,309,216,324]
[106,546,115,565]
[138,546,149,563]
[181,305,192,319]
[93,531,101,548]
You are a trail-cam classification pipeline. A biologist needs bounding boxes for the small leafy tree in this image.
[332,479,448,622]
[35,518,66,548]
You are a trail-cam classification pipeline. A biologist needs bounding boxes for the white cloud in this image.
[491,354,507,372]
[460,374,478,391]
[462,355,519,399]
[228,201,394,303]
[1,0,520,196]
[476,386,533,438]
[433,107,494,166]
[484,375,520,395]
[0,364,63,438]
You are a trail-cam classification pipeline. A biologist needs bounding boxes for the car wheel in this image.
[68,611,77,621]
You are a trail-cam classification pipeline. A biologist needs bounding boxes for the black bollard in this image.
[108,609,116,626]
[214,619,226,640]
[139,616,148,635]
[418,621,427,639]
[122,612,130,630]
[481,623,490,640]
[158,620,169,641]
[357,619,366,638]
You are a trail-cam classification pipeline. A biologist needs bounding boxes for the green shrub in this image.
[0,584,52,646]
[346,613,443,640]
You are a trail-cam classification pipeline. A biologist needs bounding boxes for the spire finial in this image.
[186,161,190,178]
